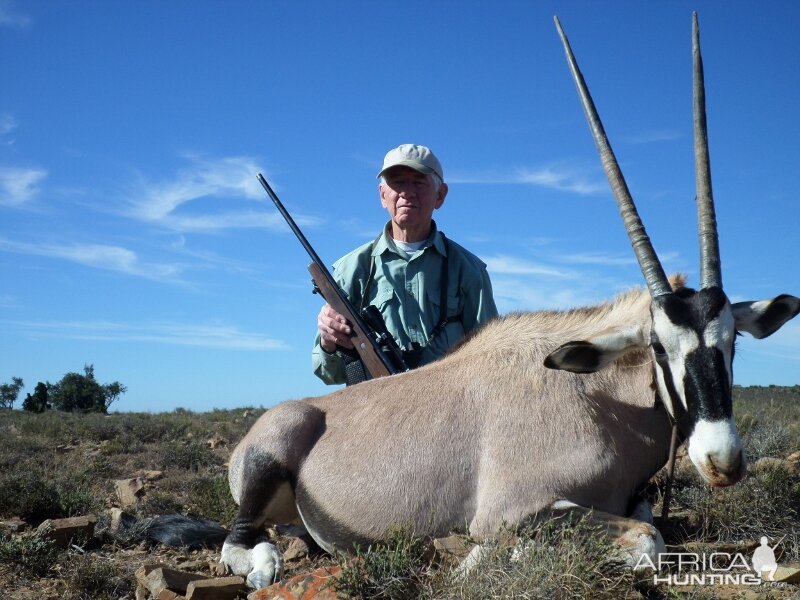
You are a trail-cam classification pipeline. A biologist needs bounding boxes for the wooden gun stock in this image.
[308,263,393,379]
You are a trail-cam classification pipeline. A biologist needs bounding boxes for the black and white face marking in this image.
[650,287,743,487]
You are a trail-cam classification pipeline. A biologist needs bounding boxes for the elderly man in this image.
[313,143,498,384]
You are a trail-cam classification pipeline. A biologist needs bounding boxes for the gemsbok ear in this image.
[544,325,647,373]
[732,294,800,339]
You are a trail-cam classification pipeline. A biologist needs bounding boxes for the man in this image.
[313,143,498,384]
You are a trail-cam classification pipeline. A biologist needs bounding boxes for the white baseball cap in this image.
[377,144,443,180]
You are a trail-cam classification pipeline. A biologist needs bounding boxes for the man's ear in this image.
[379,182,389,209]
[732,294,800,339]
[435,182,448,209]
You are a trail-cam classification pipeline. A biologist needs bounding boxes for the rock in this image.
[139,469,164,481]
[772,564,800,583]
[116,477,146,507]
[207,434,228,449]
[681,539,759,556]
[109,508,137,534]
[136,563,167,588]
[432,535,476,564]
[36,515,97,548]
[186,576,246,599]
[283,537,311,562]
[155,590,182,600]
[143,567,209,597]
[0,517,27,533]
[248,566,342,600]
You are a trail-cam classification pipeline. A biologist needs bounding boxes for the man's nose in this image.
[397,180,416,196]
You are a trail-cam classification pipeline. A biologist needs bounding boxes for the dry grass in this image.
[0,386,798,599]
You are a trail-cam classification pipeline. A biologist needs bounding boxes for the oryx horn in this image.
[693,12,722,289]
[554,16,672,298]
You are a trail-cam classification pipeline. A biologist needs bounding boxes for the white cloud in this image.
[449,163,605,195]
[6,319,286,351]
[484,254,575,279]
[0,0,31,28]
[0,237,185,283]
[0,113,17,136]
[555,251,637,266]
[127,155,320,233]
[0,166,47,207]
[621,129,682,145]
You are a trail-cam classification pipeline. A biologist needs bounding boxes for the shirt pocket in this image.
[371,282,396,313]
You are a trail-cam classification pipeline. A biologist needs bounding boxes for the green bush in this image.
[0,471,61,521]
[187,476,238,527]
[0,534,62,578]
[445,514,632,600]
[158,440,222,472]
[333,525,431,600]
[64,553,133,600]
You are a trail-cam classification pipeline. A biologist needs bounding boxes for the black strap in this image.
[360,233,456,350]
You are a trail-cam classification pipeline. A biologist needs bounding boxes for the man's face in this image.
[379,166,447,237]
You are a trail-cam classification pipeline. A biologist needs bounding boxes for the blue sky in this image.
[1,1,798,413]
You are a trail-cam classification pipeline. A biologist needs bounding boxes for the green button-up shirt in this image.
[312,222,498,384]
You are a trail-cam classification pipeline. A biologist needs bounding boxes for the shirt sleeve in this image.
[312,335,347,384]
[310,246,369,385]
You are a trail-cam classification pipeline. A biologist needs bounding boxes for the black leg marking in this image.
[225,448,295,549]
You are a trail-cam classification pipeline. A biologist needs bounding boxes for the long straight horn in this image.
[692,12,722,289]
[554,16,671,297]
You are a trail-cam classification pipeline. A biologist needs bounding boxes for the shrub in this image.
[332,525,432,600]
[673,464,799,553]
[0,470,61,521]
[158,440,222,472]
[187,476,238,527]
[63,553,133,600]
[0,534,62,578]
[453,514,632,600]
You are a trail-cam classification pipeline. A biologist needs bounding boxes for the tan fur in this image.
[228,281,686,550]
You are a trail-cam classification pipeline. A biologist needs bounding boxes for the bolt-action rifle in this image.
[257,173,408,384]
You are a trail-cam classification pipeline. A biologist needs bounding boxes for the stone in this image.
[207,434,228,449]
[282,537,311,562]
[155,590,182,600]
[136,563,167,588]
[248,566,342,600]
[144,567,209,597]
[36,515,97,548]
[116,477,146,507]
[109,508,137,535]
[185,576,246,599]
[772,564,800,583]
[432,535,476,564]
[0,517,27,533]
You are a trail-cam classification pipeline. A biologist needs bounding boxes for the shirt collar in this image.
[372,221,447,258]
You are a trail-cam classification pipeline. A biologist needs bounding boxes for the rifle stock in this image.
[307,263,393,379]
[257,173,405,380]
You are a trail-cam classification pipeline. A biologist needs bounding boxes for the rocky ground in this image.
[1,387,799,599]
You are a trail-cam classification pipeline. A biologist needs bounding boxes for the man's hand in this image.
[317,303,354,352]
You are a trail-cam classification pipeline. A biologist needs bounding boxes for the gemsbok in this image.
[221,14,800,588]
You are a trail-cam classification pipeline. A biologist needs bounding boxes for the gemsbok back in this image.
[221,14,800,588]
